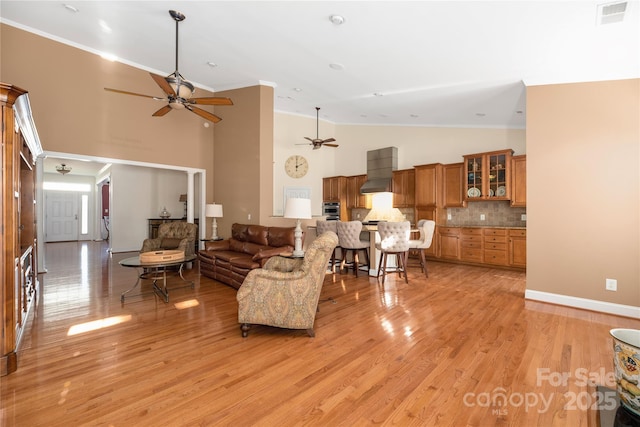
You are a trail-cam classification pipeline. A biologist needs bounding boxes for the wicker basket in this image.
[139,250,185,263]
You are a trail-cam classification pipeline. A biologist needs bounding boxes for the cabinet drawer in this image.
[485,249,508,265]
[439,227,460,236]
[461,248,483,262]
[485,242,506,251]
[461,240,482,249]
[461,228,483,236]
[509,229,526,237]
[484,228,507,236]
[484,235,507,244]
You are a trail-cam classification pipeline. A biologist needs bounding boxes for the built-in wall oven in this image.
[322,202,340,221]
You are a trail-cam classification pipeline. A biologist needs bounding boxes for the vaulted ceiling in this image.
[1,1,638,130]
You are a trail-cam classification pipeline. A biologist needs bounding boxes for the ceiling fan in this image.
[104,10,232,123]
[299,107,338,150]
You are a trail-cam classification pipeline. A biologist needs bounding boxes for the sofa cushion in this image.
[268,227,295,247]
[242,242,267,256]
[161,237,183,249]
[213,250,247,262]
[229,239,244,253]
[231,257,260,270]
[232,223,250,241]
[247,225,269,246]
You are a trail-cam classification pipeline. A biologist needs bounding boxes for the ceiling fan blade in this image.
[189,97,234,106]
[322,138,336,143]
[150,73,176,96]
[304,137,314,142]
[186,105,222,123]
[152,105,172,117]
[324,143,339,148]
[104,88,165,100]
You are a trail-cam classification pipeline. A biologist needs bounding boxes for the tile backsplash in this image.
[351,201,525,228]
[447,201,526,227]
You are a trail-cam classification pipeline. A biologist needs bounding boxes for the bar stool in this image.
[336,221,370,277]
[316,220,341,273]
[376,221,411,284]
[408,219,436,278]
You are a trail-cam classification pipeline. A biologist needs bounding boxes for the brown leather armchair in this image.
[141,222,197,257]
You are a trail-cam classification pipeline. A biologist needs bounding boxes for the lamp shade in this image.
[284,198,312,219]
[205,203,223,218]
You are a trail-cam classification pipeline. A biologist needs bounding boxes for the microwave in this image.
[322,202,340,220]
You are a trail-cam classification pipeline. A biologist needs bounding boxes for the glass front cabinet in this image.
[463,149,513,201]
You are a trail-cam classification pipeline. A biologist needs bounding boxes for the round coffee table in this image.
[119,254,196,303]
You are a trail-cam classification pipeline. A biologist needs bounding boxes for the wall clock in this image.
[285,155,309,178]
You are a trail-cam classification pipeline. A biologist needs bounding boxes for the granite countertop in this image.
[450,225,526,229]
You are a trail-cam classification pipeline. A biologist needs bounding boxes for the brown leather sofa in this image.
[198,223,295,289]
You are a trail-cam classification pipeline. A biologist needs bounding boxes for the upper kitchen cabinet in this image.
[322,176,346,203]
[392,169,415,208]
[414,163,443,207]
[346,174,370,209]
[443,163,465,208]
[510,155,526,207]
[464,149,513,201]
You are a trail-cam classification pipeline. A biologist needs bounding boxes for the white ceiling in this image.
[1,1,638,132]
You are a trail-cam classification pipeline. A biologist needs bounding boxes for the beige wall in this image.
[0,24,216,172]
[527,79,640,307]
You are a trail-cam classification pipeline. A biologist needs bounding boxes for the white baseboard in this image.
[525,289,640,319]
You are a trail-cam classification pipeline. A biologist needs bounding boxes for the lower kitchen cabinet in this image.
[438,227,460,260]
[483,228,508,266]
[460,228,483,263]
[509,229,527,267]
[430,226,525,270]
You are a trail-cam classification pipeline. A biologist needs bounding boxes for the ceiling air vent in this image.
[597,1,627,25]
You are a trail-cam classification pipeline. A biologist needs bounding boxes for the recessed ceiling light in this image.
[206,62,218,67]
[329,63,344,71]
[516,110,523,114]
[329,15,345,25]
[64,4,79,13]
[373,93,384,97]
[292,88,302,92]
[475,113,486,117]
[410,114,419,118]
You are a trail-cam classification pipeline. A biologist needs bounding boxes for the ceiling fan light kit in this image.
[104,9,232,123]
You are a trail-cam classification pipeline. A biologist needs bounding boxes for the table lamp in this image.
[205,203,223,240]
[284,197,312,257]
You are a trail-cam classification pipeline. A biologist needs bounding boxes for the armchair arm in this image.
[141,238,162,253]
[237,268,308,302]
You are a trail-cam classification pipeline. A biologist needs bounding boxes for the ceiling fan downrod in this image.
[167,10,194,100]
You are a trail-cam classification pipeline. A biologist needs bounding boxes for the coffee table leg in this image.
[178,262,195,289]
[121,268,143,303]
[152,267,170,303]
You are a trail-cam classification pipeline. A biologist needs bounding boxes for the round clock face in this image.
[285,155,309,178]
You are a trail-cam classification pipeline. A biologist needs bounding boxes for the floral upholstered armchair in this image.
[237,230,339,337]
[140,222,197,257]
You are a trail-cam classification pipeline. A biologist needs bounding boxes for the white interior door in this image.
[46,192,78,242]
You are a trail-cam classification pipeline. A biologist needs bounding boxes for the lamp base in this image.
[210,217,219,240]
[293,219,304,257]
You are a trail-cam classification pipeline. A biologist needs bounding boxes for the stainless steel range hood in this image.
[360,147,398,194]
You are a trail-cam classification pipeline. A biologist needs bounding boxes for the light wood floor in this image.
[1,241,639,426]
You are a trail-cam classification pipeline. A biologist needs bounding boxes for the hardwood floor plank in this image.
[1,241,639,426]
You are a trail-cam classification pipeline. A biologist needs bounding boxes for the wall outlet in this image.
[447,213,452,220]
[248,213,251,220]
[521,214,527,221]
[356,213,361,219]
[480,214,486,221]
[606,278,617,291]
